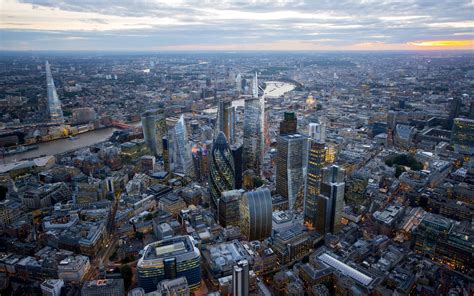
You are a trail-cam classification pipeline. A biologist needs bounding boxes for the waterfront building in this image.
[45,61,64,124]
[275,133,309,210]
[209,132,235,216]
[137,235,201,293]
[141,108,166,156]
[240,188,272,241]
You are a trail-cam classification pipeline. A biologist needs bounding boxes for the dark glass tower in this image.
[209,132,235,215]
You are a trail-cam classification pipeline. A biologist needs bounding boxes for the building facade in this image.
[276,133,309,210]
[141,108,166,156]
[240,188,272,241]
[304,140,326,228]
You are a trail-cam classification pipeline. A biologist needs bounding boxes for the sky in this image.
[0,0,473,51]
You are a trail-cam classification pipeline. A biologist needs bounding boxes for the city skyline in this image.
[1,0,473,51]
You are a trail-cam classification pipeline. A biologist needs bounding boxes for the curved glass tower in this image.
[209,132,235,214]
[240,187,272,241]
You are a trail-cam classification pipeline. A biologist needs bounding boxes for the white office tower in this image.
[309,121,326,143]
[232,260,249,296]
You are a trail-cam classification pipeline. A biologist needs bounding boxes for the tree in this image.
[135,231,144,240]
[120,265,133,290]
[395,165,406,178]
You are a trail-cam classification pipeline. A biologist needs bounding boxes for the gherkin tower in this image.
[209,132,235,215]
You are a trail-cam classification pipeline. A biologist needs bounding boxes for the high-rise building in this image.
[231,144,243,189]
[141,108,166,156]
[45,61,64,124]
[276,133,309,210]
[137,235,201,293]
[216,99,236,144]
[232,260,249,296]
[218,189,243,227]
[279,112,297,136]
[243,73,264,174]
[308,121,326,143]
[240,188,272,241]
[451,117,474,155]
[447,97,462,128]
[209,132,235,215]
[169,115,194,177]
[304,140,326,228]
[316,165,346,234]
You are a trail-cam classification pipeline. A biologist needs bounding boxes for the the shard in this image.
[45,61,64,124]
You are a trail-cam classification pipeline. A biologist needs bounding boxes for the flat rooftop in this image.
[318,253,373,287]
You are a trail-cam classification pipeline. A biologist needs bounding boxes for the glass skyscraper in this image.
[169,115,194,178]
[304,139,326,228]
[209,132,235,215]
[316,165,346,234]
[45,61,64,124]
[141,108,166,156]
[243,73,264,174]
[275,133,309,210]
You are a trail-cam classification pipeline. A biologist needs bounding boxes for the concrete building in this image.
[81,279,125,296]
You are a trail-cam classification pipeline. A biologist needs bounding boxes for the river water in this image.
[3,127,117,164]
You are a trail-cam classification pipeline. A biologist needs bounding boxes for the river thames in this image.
[3,127,117,164]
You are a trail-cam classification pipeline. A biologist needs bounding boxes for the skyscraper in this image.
[141,108,166,156]
[209,132,235,215]
[316,165,346,234]
[279,112,297,136]
[45,61,64,124]
[451,117,474,155]
[275,133,309,210]
[240,187,272,241]
[304,139,326,228]
[231,144,243,189]
[308,121,326,143]
[447,97,462,128]
[232,260,249,296]
[243,73,264,174]
[169,115,194,178]
[216,99,236,144]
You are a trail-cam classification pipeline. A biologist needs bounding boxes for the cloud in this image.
[1,0,473,50]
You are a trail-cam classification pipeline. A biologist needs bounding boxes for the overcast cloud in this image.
[0,0,473,50]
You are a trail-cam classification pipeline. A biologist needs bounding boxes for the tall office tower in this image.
[162,137,170,171]
[243,73,264,174]
[240,188,272,241]
[218,189,242,227]
[216,99,236,144]
[235,73,242,92]
[451,118,474,155]
[316,165,346,234]
[169,115,194,177]
[448,97,462,128]
[275,133,309,210]
[232,260,249,296]
[231,144,243,189]
[279,112,297,136]
[209,132,235,215]
[137,235,201,293]
[304,140,326,228]
[141,108,166,156]
[309,121,326,143]
[45,61,64,124]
